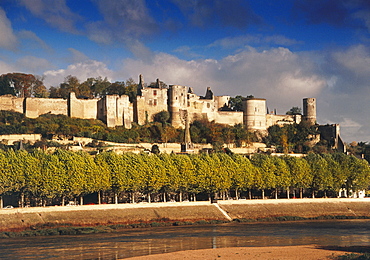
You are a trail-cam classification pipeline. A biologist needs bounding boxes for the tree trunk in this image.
[275,188,278,199]
[324,190,327,198]
[287,188,290,199]
[179,191,182,202]
[148,193,151,203]
[193,193,196,202]
[0,196,3,208]
[80,196,83,206]
[19,192,24,208]
[235,188,239,200]
[62,195,65,206]
[114,192,118,204]
[98,191,101,204]
[312,190,315,199]
[131,191,135,203]
[300,188,303,199]
[249,189,252,200]
[262,189,265,199]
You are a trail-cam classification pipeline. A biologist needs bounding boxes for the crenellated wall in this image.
[0,95,24,113]
[0,75,319,135]
[25,97,68,118]
[68,92,98,119]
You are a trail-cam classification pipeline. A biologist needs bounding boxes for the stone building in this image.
[0,74,344,151]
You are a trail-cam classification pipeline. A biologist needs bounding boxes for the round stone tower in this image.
[168,85,188,128]
[303,98,316,125]
[243,97,267,131]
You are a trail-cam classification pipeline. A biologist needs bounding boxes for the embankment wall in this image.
[0,199,369,232]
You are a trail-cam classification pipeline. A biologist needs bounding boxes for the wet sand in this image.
[126,245,358,260]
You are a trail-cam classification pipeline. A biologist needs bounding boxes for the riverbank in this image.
[0,198,369,233]
[125,245,367,260]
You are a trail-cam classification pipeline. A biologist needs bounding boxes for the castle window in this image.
[207,103,210,108]
[153,90,157,96]
[154,99,157,106]
[187,102,190,107]
[149,100,152,106]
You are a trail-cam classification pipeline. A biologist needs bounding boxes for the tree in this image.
[81,77,111,98]
[232,155,256,199]
[0,150,12,208]
[124,78,138,102]
[251,154,277,199]
[34,151,66,206]
[106,81,125,96]
[271,156,292,199]
[284,156,312,198]
[50,75,80,98]
[305,153,332,198]
[229,95,244,111]
[159,154,179,202]
[139,154,167,203]
[0,73,45,97]
[54,149,87,205]
[154,111,170,125]
[286,107,302,115]
[172,154,197,201]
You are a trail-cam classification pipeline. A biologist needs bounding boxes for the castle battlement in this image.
[0,75,316,133]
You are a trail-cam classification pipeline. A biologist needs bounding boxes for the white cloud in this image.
[0,8,18,50]
[18,0,81,33]
[15,56,52,74]
[87,0,158,46]
[318,45,370,142]
[43,60,114,87]
[0,60,16,74]
[209,34,303,49]
[18,30,51,51]
[67,48,89,63]
[120,47,326,111]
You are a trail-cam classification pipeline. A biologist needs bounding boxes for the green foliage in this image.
[228,95,244,111]
[0,149,369,206]
[153,111,170,125]
[265,122,319,153]
[286,106,302,115]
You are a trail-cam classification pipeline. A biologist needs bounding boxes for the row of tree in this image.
[0,73,141,100]
[1,150,369,208]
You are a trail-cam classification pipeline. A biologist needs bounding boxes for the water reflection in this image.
[0,220,369,259]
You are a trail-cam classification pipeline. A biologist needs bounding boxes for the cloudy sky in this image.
[0,0,369,142]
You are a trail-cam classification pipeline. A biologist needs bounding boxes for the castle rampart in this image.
[25,97,67,118]
[68,92,99,119]
[0,95,24,114]
[0,75,318,136]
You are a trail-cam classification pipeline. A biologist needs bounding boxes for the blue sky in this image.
[0,0,369,142]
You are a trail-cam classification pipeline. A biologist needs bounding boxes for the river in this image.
[0,219,369,259]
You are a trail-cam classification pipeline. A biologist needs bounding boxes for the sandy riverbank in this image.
[125,245,365,260]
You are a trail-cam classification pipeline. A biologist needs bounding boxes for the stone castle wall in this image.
[69,92,98,119]
[0,95,24,113]
[0,75,317,134]
[25,97,68,118]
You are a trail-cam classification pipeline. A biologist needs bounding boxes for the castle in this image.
[0,74,344,151]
